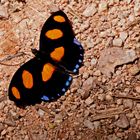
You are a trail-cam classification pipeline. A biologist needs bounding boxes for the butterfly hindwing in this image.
[8,58,72,105]
[39,10,84,73]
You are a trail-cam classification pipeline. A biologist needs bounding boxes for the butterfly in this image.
[8,10,84,106]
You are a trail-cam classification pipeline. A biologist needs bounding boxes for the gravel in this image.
[0,0,140,139]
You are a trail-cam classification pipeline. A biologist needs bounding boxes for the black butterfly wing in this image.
[39,10,84,73]
[8,58,72,105]
[8,10,83,105]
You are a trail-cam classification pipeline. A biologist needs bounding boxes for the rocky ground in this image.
[0,0,140,140]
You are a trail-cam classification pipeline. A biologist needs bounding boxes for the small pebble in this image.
[136,103,140,110]
[82,77,93,92]
[80,20,90,31]
[128,65,140,75]
[128,132,137,140]
[0,102,5,110]
[1,129,7,136]
[98,94,105,101]
[24,135,29,140]
[84,119,94,130]
[91,58,97,66]
[113,38,123,47]
[125,0,132,4]
[54,114,63,123]
[123,99,133,109]
[134,1,140,16]
[7,127,14,132]
[115,114,130,128]
[119,32,128,42]
[116,99,123,105]
[83,3,97,17]
[77,135,82,139]
[85,97,94,105]
[3,120,16,127]
[134,111,140,120]
[129,14,135,22]
[135,86,140,93]
[86,39,94,48]
[130,118,137,127]
[1,0,8,4]
[98,1,108,12]
[38,109,45,117]
[93,121,100,129]
[81,91,90,100]
[93,70,101,76]
[84,110,90,117]
[102,77,107,83]
[127,112,134,118]
[107,134,119,140]
[0,30,5,36]
[0,124,4,132]
[105,94,113,101]
[0,5,9,19]
[70,131,75,136]
[82,72,89,79]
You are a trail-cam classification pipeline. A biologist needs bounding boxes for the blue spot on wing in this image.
[75,64,79,69]
[72,63,81,72]
[73,69,77,73]
[62,88,66,92]
[65,76,72,86]
[78,59,82,63]
[41,95,50,101]
[68,76,72,81]
[72,38,84,73]
[73,38,83,51]
[65,81,70,86]
[73,38,81,46]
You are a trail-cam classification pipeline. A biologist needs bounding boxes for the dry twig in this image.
[113,94,140,102]
[91,108,130,121]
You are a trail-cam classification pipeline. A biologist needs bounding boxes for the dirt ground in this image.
[0,0,140,140]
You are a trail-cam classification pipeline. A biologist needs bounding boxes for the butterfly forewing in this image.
[39,10,84,73]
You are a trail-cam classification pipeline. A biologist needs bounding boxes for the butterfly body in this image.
[8,10,84,106]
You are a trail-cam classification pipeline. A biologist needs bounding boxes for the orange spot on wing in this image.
[42,63,55,82]
[53,15,65,22]
[50,46,64,61]
[11,87,20,99]
[22,70,33,89]
[45,29,63,40]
